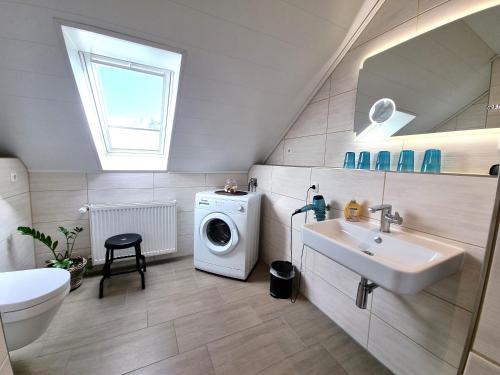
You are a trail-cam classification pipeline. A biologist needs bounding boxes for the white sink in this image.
[302,219,465,294]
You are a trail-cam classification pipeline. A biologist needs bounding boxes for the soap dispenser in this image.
[344,200,361,222]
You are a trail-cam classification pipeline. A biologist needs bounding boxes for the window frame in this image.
[79,52,173,155]
[59,21,184,171]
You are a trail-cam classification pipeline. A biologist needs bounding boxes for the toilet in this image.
[0,268,70,351]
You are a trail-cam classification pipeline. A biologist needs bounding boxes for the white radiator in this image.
[88,202,177,265]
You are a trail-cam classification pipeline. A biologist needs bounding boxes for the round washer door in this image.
[200,212,239,255]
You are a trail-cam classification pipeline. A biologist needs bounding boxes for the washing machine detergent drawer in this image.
[195,196,247,214]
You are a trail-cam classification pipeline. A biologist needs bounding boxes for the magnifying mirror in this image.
[369,98,396,124]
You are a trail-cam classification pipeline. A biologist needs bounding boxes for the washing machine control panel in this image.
[196,197,247,214]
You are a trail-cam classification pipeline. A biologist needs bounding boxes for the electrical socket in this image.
[311,183,319,193]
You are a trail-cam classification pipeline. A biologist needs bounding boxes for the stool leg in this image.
[99,247,111,298]
[141,254,147,272]
[99,277,104,299]
[135,244,145,290]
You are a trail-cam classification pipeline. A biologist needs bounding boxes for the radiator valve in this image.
[78,205,90,214]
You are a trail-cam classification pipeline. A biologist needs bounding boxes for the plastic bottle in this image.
[344,200,361,222]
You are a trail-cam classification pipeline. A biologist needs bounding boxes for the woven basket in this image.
[67,257,87,291]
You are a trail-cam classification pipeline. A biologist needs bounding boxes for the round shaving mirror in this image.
[369,98,396,124]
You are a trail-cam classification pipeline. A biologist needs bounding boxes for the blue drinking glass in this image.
[375,151,390,171]
[397,150,414,172]
[357,151,370,170]
[421,149,441,174]
[343,152,356,169]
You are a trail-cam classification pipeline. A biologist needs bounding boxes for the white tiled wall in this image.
[267,0,500,175]
[464,64,500,372]
[434,95,489,132]
[29,171,247,267]
[0,158,34,272]
[261,2,500,369]
[487,58,500,129]
[466,213,500,373]
[249,163,497,375]
[0,321,12,375]
[465,352,500,375]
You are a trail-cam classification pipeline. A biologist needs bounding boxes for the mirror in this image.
[369,98,396,123]
[354,5,500,137]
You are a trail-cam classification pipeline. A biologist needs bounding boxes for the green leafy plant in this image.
[17,226,84,269]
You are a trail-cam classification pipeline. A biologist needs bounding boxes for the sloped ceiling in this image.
[0,0,367,172]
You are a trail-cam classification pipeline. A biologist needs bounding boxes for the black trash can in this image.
[269,260,295,299]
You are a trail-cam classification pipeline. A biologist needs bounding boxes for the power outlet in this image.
[10,172,17,183]
[311,183,319,193]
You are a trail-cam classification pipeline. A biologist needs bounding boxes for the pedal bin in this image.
[269,260,295,299]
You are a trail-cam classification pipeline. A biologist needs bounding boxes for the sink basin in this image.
[302,219,464,294]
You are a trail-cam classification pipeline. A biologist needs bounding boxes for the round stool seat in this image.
[105,233,142,249]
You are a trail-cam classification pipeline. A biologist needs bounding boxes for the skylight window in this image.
[84,53,171,153]
[59,22,183,170]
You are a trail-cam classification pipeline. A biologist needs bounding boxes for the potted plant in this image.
[17,225,87,291]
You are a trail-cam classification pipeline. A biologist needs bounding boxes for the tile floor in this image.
[9,256,391,375]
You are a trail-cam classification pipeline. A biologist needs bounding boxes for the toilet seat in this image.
[0,268,70,316]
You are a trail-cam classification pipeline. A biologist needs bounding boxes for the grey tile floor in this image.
[9,256,391,375]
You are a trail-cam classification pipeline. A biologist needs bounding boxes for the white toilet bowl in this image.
[0,268,70,351]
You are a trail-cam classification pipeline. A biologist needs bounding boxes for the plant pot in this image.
[47,257,87,291]
[67,257,87,291]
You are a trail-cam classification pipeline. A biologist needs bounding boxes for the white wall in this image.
[250,163,497,375]
[29,171,247,267]
[0,158,35,272]
[267,0,500,175]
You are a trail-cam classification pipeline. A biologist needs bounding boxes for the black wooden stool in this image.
[99,233,146,298]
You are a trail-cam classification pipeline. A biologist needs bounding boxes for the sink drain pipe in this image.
[356,277,378,309]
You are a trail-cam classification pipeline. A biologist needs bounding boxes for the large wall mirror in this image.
[354,5,500,138]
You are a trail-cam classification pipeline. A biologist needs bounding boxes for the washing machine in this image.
[194,190,261,280]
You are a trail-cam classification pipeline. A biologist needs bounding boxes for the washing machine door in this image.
[200,212,239,255]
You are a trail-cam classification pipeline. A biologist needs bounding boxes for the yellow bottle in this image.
[344,200,361,222]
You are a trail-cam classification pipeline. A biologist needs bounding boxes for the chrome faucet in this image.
[368,204,403,233]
